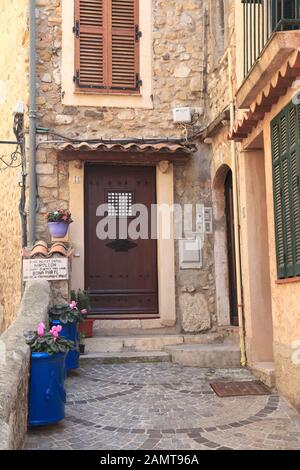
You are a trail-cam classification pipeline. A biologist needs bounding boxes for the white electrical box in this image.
[173,107,192,124]
[179,236,202,270]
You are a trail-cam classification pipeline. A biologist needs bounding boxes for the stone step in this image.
[93,319,179,335]
[165,344,241,368]
[79,351,171,365]
[250,362,276,388]
[85,332,225,353]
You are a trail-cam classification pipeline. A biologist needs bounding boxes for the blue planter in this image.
[48,221,69,238]
[51,320,79,371]
[29,352,66,427]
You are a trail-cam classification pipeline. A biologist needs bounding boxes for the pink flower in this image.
[37,323,46,337]
[81,309,88,315]
[69,301,78,310]
[50,325,62,340]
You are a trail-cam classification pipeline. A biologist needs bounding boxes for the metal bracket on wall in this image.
[0,113,24,171]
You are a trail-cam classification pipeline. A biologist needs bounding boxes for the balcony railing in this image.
[243,0,300,76]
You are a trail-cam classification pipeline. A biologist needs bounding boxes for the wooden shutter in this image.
[271,101,300,279]
[74,0,141,93]
[272,121,286,278]
[110,0,140,91]
[75,0,106,89]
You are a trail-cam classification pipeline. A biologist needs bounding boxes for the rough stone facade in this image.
[0,0,29,332]
[0,280,50,450]
[205,0,236,124]
[32,0,216,333]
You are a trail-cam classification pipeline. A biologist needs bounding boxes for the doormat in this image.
[210,381,272,397]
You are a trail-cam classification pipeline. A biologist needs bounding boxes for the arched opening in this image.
[224,171,239,326]
[213,164,238,327]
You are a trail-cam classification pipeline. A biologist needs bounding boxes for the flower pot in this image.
[78,318,95,338]
[48,221,69,238]
[28,352,66,427]
[51,320,79,371]
[79,344,85,355]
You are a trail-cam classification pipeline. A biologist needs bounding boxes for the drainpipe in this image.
[221,48,247,367]
[29,0,37,246]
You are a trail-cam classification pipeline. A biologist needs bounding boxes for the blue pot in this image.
[28,352,66,427]
[51,320,79,371]
[48,221,69,238]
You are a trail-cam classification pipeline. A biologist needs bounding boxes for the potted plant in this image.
[49,301,83,371]
[79,333,86,355]
[24,323,74,427]
[71,289,95,338]
[47,209,73,238]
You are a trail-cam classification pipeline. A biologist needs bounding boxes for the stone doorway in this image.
[224,170,239,326]
[213,164,235,327]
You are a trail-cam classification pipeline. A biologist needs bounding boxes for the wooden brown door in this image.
[85,165,158,317]
[225,171,239,326]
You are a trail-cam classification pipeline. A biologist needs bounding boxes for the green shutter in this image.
[271,101,300,279]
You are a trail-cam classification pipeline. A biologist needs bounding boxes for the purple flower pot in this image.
[48,221,69,238]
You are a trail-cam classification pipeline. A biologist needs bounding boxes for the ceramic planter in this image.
[78,318,95,338]
[47,221,69,238]
[51,320,79,371]
[28,352,66,427]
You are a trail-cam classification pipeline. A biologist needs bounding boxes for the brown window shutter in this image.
[109,0,140,91]
[75,0,141,93]
[74,0,106,89]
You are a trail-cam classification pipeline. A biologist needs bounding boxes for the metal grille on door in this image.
[107,191,134,217]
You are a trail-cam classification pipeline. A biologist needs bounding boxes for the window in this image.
[271,0,300,31]
[271,101,300,279]
[242,0,300,76]
[107,191,134,217]
[74,0,141,93]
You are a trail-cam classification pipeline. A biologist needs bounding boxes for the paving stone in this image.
[25,363,300,450]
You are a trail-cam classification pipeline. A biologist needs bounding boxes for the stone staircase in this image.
[82,328,241,368]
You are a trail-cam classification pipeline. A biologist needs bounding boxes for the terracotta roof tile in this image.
[48,243,70,257]
[23,241,72,259]
[57,142,195,154]
[229,49,300,141]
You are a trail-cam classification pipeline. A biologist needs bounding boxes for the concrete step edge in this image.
[80,351,171,365]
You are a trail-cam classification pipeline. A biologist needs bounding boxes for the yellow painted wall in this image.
[241,85,300,408]
[262,86,300,345]
[0,0,28,331]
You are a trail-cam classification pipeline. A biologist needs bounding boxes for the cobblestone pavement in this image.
[26,362,300,450]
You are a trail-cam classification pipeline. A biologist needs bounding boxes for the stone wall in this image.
[205,0,236,124]
[0,280,50,450]
[34,0,216,333]
[0,0,29,331]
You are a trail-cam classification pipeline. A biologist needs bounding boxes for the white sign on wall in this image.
[23,258,69,282]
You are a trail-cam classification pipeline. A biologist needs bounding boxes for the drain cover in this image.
[210,381,272,397]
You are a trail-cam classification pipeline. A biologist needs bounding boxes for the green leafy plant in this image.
[49,303,83,324]
[70,289,91,313]
[47,209,73,224]
[24,323,74,355]
[79,332,85,345]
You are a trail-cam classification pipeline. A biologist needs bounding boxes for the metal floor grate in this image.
[210,381,272,398]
